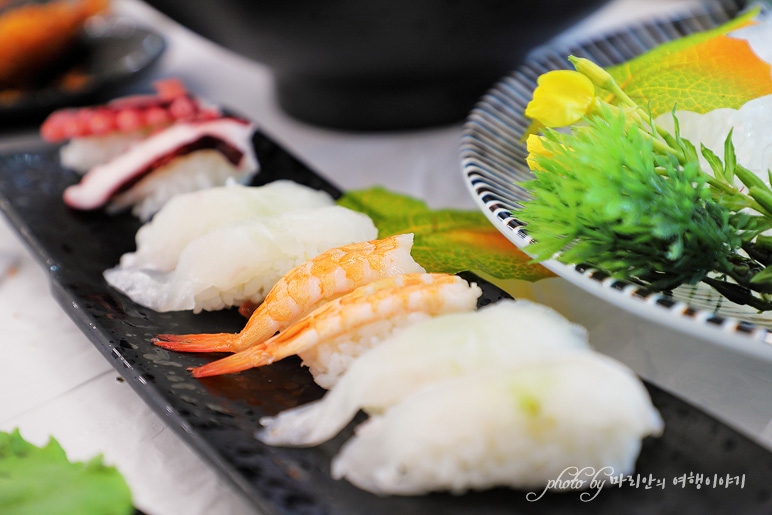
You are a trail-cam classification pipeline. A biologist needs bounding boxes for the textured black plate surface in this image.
[2,130,772,513]
[0,20,166,122]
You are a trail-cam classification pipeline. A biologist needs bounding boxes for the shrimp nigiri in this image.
[190,273,482,387]
[153,233,425,353]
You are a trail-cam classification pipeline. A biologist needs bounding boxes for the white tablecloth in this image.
[5,1,772,514]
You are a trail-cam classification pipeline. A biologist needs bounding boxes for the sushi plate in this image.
[3,129,772,513]
[0,17,166,122]
[459,0,772,364]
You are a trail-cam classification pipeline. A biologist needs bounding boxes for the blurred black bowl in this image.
[147,0,608,130]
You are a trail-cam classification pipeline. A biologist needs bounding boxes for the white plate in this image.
[459,0,772,362]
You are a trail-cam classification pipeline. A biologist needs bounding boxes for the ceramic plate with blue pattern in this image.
[460,0,772,361]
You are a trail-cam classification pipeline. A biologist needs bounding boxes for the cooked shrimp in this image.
[153,233,424,353]
[190,273,482,380]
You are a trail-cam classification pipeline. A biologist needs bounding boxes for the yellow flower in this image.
[569,56,615,91]
[525,134,552,171]
[569,55,636,108]
[525,70,595,128]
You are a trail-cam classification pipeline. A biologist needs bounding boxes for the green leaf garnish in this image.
[523,30,772,310]
[520,63,772,309]
[605,8,772,117]
[521,104,742,290]
[337,187,555,282]
[0,429,133,515]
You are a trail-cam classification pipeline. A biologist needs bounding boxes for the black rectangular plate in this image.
[2,130,772,514]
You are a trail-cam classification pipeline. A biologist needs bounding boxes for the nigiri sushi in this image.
[257,299,590,447]
[41,79,261,219]
[119,181,336,272]
[103,205,377,313]
[154,233,425,353]
[191,273,483,387]
[42,78,220,172]
[331,353,663,496]
[63,116,259,220]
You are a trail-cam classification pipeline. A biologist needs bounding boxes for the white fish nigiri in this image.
[257,299,589,447]
[121,181,335,272]
[331,353,663,496]
[104,205,377,312]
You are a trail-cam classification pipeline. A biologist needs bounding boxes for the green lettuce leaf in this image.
[0,429,133,515]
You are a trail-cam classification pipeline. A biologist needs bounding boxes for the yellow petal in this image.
[525,70,595,127]
[526,134,551,171]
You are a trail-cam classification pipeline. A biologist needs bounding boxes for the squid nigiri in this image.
[120,181,335,272]
[154,233,425,353]
[191,273,482,387]
[103,205,377,313]
[257,299,590,447]
[331,354,663,496]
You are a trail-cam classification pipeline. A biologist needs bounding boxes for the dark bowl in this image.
[146,0,608,130]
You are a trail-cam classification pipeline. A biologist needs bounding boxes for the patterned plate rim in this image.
[459,0,772,361]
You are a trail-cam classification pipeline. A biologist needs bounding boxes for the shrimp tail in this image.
[238,299,261,318]
[191,345,274,377]
[152,332,240,353]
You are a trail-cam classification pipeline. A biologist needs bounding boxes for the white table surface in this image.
[4,1,772,514]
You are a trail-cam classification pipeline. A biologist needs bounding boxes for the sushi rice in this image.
[107,150,256,221]
[298,282,482,389]
[59,130,148,173]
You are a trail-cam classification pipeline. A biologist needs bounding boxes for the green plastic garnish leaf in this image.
[519,104,742,289]
[0,429,133,515]
[337,187,554,281]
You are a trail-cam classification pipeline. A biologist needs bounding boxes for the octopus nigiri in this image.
[103,205,377,313]
[63,116,258,220]
[191,273,482,387]
[42,78,220,172]
[331,354,663,496]
[42,79,261,219]
[154,233,425,353]
[257,299,590,447]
